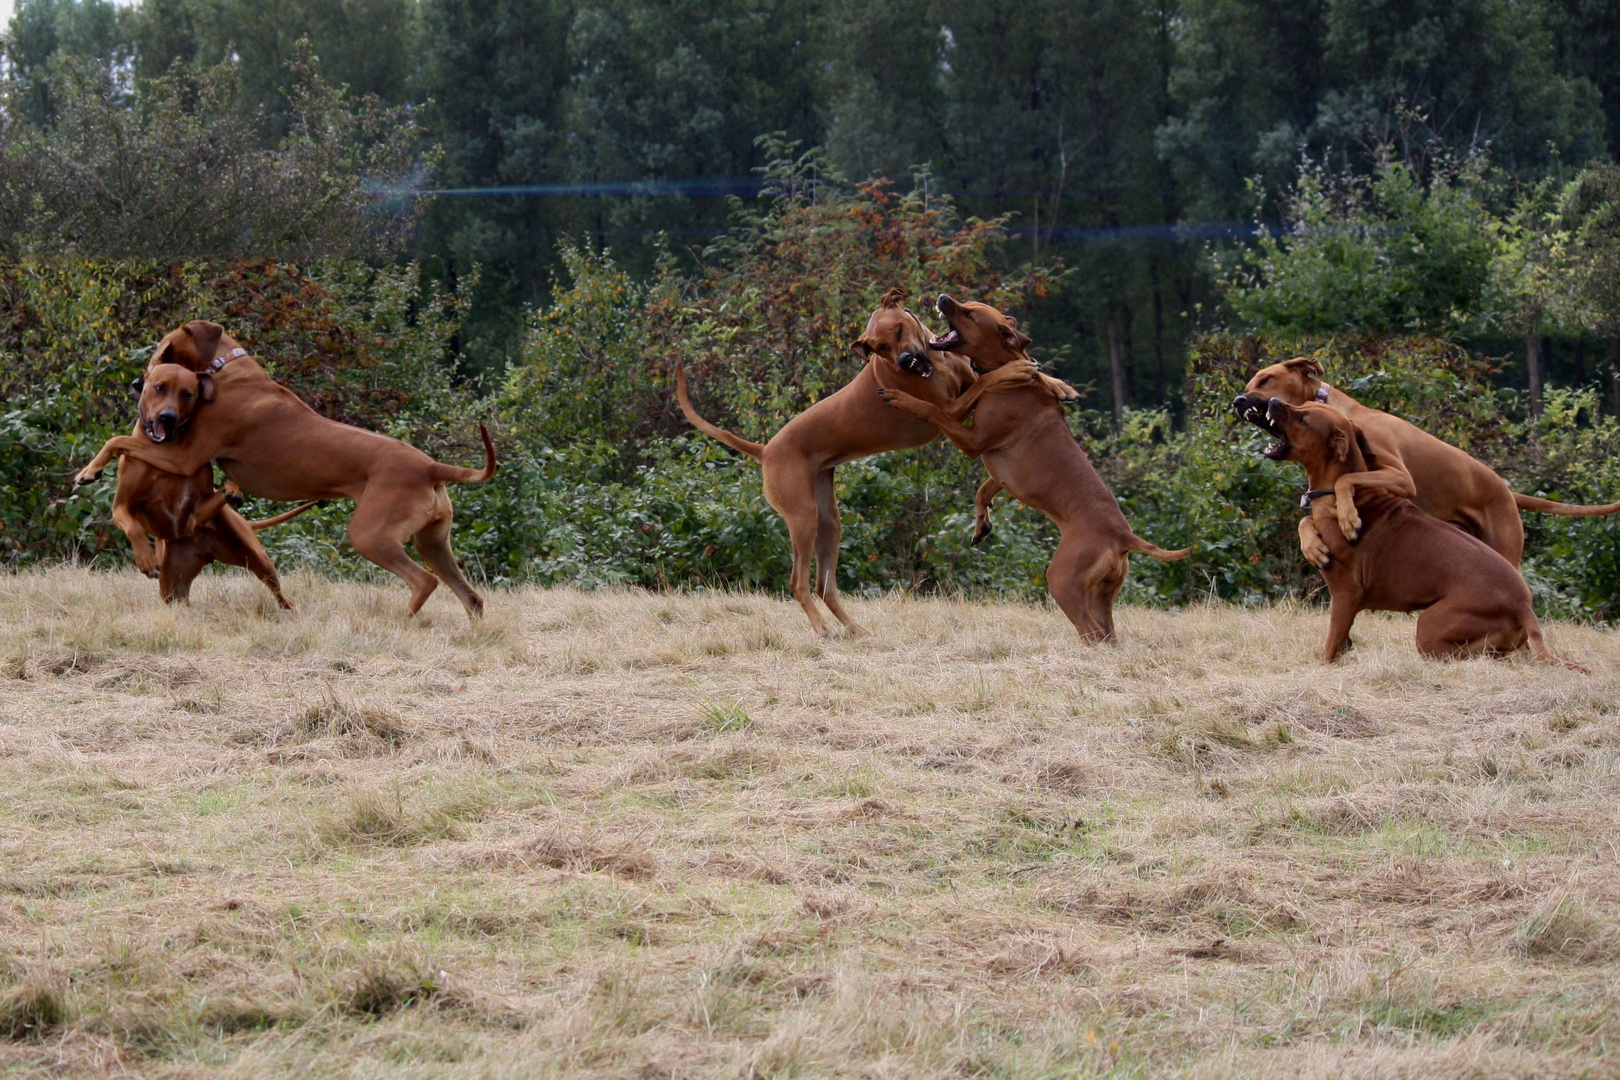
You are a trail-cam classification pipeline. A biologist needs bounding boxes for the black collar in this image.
[1300,488,1335,509]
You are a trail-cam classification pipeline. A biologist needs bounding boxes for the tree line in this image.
[3,0,1620,407]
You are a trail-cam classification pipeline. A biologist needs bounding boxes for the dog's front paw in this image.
[1299,531,1330,567]
[222,481,244,507]
[74,465,104,486]
[1337,502,1362,542]
[133,546,160,578]
[972,516,993,545]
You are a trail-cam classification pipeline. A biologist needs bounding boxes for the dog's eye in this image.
[1258,376,1272,387]
[180,391,193,401]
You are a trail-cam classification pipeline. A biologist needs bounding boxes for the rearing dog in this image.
[1233,356,1620,567]
[877,295,1190,643]
[113,363,317,610]
[74,321,495,620]
[1261,399,1584,670]
[676,288,1068,636]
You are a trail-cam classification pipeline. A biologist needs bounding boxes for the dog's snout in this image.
[1265,398,1284,421]
[157,409,178,426]
[936,294,956,316]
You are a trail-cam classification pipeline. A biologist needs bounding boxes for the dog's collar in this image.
[1313,383,1332,403]
[208,347,247,373]
[1300,488,1336,509]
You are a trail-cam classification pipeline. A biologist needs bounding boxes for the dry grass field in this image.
[0,567,1617,1079]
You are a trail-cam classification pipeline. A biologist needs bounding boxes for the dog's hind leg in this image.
[972,475,1003,545]
[765,468,831,636]
[213,508,297,611]
[349,494,440,617]
[413,489,485,620]
[1045,534,1112,644]
[158,538,210,605]
[813,468,866,636]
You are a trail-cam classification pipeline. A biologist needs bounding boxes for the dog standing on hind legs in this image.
[877,295,1191,643]
[675,288,1068,636]
[74,321,495,620]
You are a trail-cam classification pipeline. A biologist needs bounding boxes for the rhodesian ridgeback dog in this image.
[1233,357,1620,567]
[1262,399,1585,670]
[877,295,1190,643]
[676,288,1071,636]
[74,321,495,620]
[113,364,316,610]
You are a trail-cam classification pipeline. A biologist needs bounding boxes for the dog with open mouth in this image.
[108,362,316,610]
[1232,356,1620,568]
[877,294,1191,644]
[675,287,1074,636]
[1257,399,1585,670]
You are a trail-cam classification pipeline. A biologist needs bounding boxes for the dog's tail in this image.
[676,362,765,461]
[430,424,498,485]
[249,501,321,531]
[1127,534,1192,562]
[1512,491,1620,517]
[1523,611,1589,673]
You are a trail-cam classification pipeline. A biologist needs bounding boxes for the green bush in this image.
[3,155,1615,624]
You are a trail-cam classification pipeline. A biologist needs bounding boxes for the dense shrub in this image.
[4,153,1616,622]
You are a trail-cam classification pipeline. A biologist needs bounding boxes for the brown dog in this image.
[1262,399,1584,670]
[113,363,316,610]
[1233,357,1620,567]
[74,322,495,620]
[877,295,1191,643]
[675,288,1066,636]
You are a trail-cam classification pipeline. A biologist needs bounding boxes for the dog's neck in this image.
[208,335,250,373]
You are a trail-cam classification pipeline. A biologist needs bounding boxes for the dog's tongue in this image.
[929,329,962,351]
[148,427,167,443]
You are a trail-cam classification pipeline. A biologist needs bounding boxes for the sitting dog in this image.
[74,322,495,620]
[1260,399,1585,670]
[675,288,1072,636]
[112,364,316,610]
[1233,356,1620,567]
[877,294,1190,643]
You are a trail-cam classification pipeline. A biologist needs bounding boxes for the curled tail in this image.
[1127,534,1192,562]
[429,424,498,485]
[249,501,321,531]
[1513,491,1620,517]
[675,362,765,461]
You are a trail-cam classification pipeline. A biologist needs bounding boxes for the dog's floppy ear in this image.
[1328,427,1351,463]
[1001,323,1032,351]
[879,287,906,310]
[198,374,216,403]
[183,320,226,369]
[1354,429,1377,469]
[1282,356,1324,378]
[129,375,145,396]
[851,338,873,359]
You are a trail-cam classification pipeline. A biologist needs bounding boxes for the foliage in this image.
[1216,154,1498,337]
[0,50,423,261]
[0,259,470,565]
